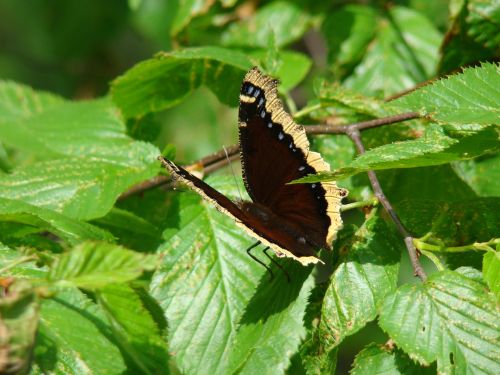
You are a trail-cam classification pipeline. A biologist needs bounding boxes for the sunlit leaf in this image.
[150,177,264,374]
[379,270,500,373]
[48,242,158,290]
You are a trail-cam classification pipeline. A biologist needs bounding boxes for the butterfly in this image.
[159,67,346,265]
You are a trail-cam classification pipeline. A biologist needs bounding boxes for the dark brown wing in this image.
[158,157,323,265]
[238,68,344,249]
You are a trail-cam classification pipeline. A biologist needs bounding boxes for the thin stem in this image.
[294,103,322,119]
[413,238,499,253]
[341,197,379,212]
[419,249,445,271]
[346,128,427,281]
[0,255,37,275]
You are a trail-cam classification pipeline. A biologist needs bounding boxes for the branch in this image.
[119,110,428,281]
[345,127,427,281]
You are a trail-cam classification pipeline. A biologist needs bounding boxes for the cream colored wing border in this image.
[243,67,346,248]
[159,157,321,266]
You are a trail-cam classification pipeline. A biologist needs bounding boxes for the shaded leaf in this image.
[221,2,313,48]
[34,288,126,374]
[91,207,162,252]
[320,214,400,348]
[150,177,264,374]
[344,6,441,97]
[395,62,500,125]
[111,46,252,118]
[227,264,314,375]
[395,198,500,246]
[322,5,377,76]
[48,242,158,290]
[97,284,170,375]
[453,154,500,197]
[351,343,435,375]
[467,0,500,49]
[439,0,499,73]
[379,270,500,373]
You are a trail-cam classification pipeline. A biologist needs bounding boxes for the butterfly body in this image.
[160,67,346,265]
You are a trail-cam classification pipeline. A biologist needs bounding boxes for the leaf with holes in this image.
[379,270,500,374]
[320,214,400,348]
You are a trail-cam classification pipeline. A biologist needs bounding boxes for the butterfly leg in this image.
[246,241,274,280]
[263,247,291,283]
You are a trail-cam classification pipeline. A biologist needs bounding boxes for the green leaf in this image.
[227,264,314,375]
[351,343,435,375]
[0,80,63,124]
[0,197,113,245]
[379,270,500,374]
[246,49,312,91]
[380,165,477,204]
[170,0,218,36]
[48,242,158,290]
[467,0,500,49]
[97,284,170,375]
[111,46,252,118]
[321,5,377,76]
[395,198,500,246]
[0,96,133,159]
[394,62,500,125]
[438,0,497,74]
[483,251,500,302]
[0,141,160,220]
[150,177,264,374]
[34,288,126,374]
[453,154,500,197]
[296,125,499,182]
[91,207,162,252]
[344,6,441,97]
[221,2,313,48]
[320,214,400,348]
[0,280,39,375]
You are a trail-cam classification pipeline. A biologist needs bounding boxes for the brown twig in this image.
[119,111,420,199]
[305,111,420,134]
[119,111,428,281]
[345,127,427,281]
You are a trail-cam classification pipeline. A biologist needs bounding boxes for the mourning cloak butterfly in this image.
[159,67,346,265]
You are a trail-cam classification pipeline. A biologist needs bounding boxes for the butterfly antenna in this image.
[246,241,274,280]
[223,145,243,202]
[263,247,291,283]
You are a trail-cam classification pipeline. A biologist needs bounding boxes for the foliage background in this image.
[0,0,499,374]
